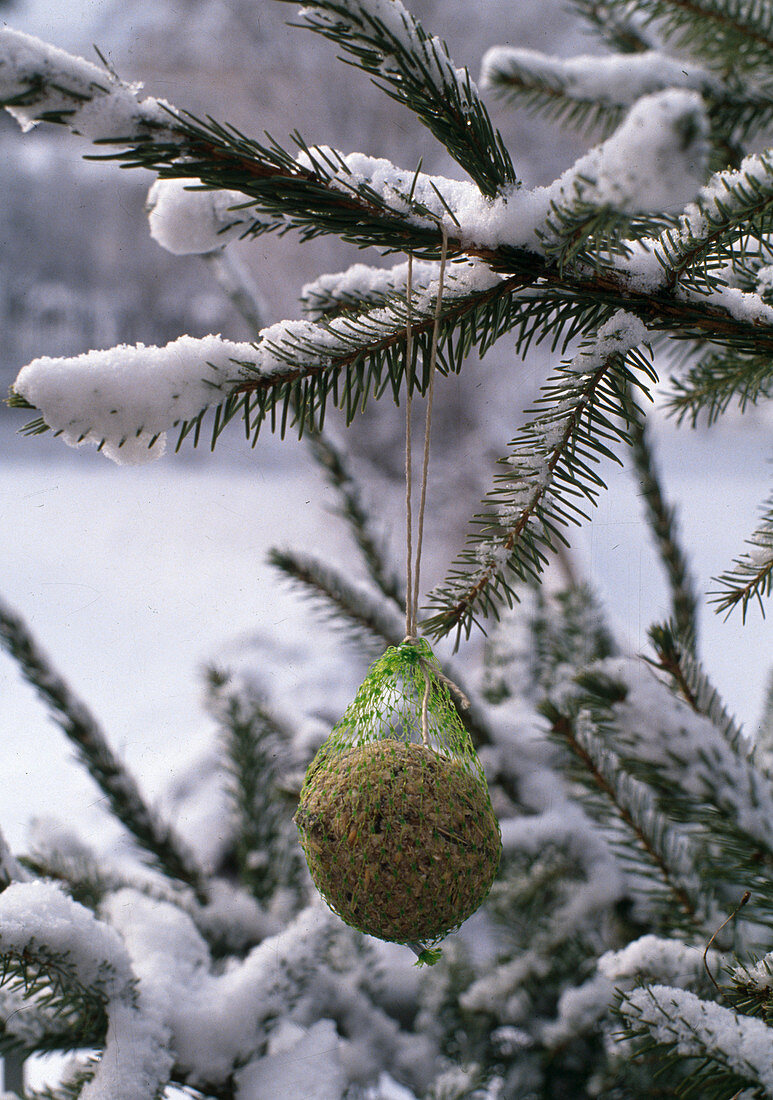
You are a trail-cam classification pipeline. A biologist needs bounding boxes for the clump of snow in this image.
[615,240,669,293]
[583,310,648,363]
[235,1019,345,1100]
[103,890,337,1087]
[622,985,773,1092]
[147,179,258,256]
[481,47,717,106]
[599,934,714,986]
[541,973,615,1047]
[0,880,132,996]
[301,257,502,318]
[13,334,255,464]
[0,27,176,140]
[690,284,773,327]
[296,90,708,262]
[0,881,174,1099]
[543,934,721,1049]
[583,90,709,214]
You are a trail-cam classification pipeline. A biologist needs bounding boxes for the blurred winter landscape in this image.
[1,0,772,1091]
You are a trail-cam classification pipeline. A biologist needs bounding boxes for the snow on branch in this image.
[0,27,176,140]
[600,934,716,987]
[541,934,716,1048]
[290,91,710,254]
[300,257,442,320]
[620,984,773,1095]
[147,179,279,256]
[423,311,652,643]
[0,881,130,999]
[12,334,256,464]
[648,622,747,750]
[563,711,710,925]
[628,0,773,75]
[0,881,174,1100]
[284,0,517,197]
[481,46,716,133]
[594,655,773,856]
[566,654,773,926]
[11,265,513,463]
[103,891,337,1089]
[1,28,710,260]
[653,150,773,285]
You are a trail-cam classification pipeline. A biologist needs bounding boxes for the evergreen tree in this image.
[1,0,773,1097]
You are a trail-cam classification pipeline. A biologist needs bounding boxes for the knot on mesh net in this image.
[294,639,501,946]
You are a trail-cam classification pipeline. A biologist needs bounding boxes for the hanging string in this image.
[412,224,448,633]
[404,222,449,642]
[405,255,415,640]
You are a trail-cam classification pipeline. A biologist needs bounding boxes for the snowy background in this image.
[0,5,772,1089]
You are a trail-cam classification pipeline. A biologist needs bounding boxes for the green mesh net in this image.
[295,639,501,959]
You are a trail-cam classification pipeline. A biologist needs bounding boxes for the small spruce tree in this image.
[1,0,773,1097]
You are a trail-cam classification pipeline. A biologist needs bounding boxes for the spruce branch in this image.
[281,0,518,198]
[480,47,711,139]
[423,312,654,644]
[622,387,699,646]
[647,622,745,748]
[0,943,108,1053]
[579,647,773,923]
[0,597,208,900]
[543,707,709,928]
[667,349,773,425]
[618,984,773,1099]
[630,0,773,74]
[268,547,405,653]
[480,45,773,159]
[0,31,442,255]
[9,266,533,458]
[709,487,773,621]
[7,33,773,361]
[568,0,657,52]
[205,668,303,905]
[652,150,773,288]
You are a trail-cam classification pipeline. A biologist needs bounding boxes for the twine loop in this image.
[401,225,470,737]
[404,222,449,641]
